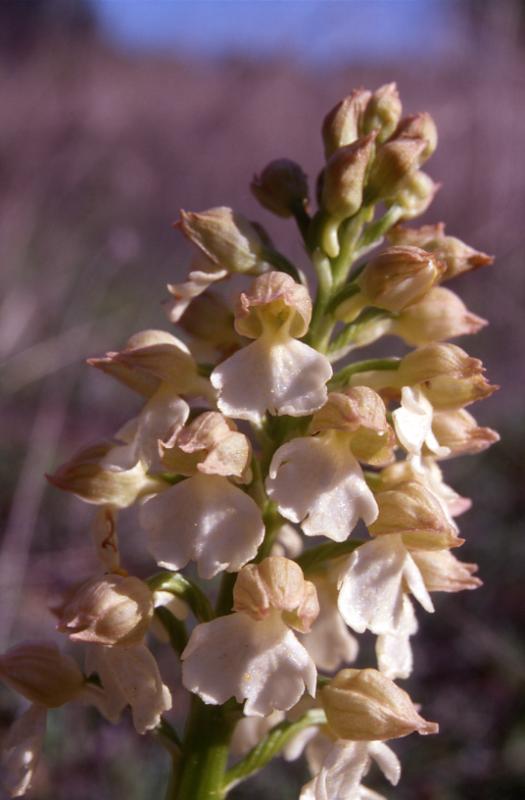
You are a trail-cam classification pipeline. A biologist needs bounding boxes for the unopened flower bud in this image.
[369,481,463,549]
[411,549,482,592]
[362,83,402,143]
[321,133,376,221]
[395,112,438,162]
[392,286,487,346]
[162,411,252,480]
[392,170,440,220]
[235,271,312,338]
[321,668,438,740]
[387,223,494,279]
[367,138,426,201]
[233,557,319,633]
[310,387,395,466]
[177,292,240,356]
[47,442,165,508]
[357,246,445,313]
[322,89,372,158]
[398,343,498,409]
[57,575,154,646]
[431,408,500,457]
[0,642,84,708]
[251,159,309,218]
[176,207,268,273]
[88,330,200,397]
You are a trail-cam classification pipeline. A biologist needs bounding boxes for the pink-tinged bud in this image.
[392,286,488,346]
[431,408,500,457]
[356,245,445,313]
[0,642,84,707]
[391,170,440,220]
[178,292,241,357]
[367,138,426,201]
[395,112,438,162]
[321,133,376,220]
[321,668,438,741]
[411,549,482,592]
[234,271,312,339]
[310,387,395,466]
[388,224,494,280]
[362,83,402,143]
[233,557,319,633]
[251,159,309,218]
[57,575,154,646]
[322,88,372,158]
[398,343,498,409]
[369,481,463,550]
[47,442,165,508]
[162,411,252,481]
[176,207,267,273]
[88,330,199,397]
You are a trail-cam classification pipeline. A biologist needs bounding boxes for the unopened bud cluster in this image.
[1,83,498,800]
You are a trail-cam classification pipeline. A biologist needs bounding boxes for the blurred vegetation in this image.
[1,1,524,798]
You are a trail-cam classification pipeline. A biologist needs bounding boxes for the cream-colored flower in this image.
[299,568,359,672]
[88,329,211,399]
[321,668,438,741]
[141,473,264,579]
[85,643,171,735]
[164,255,228,323]
[181,558,318,715]
[392,385,449,458]
[391,286,487,346]
[375,595,418,680]
[337,534,433,636]
[211,272,332,424]
[266,433,378,542]
[102,384,190,473]
[56,576,154,647]
[161,410,252,482]
[300,739,400,800]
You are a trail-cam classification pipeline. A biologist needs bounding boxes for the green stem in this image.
[223,709,326,791]
[329,357,400,390]
[155,607,188,656]
[171,698,240,800]
[355,204,402,254]
[297,539,365,573]
[307,249,334,352]
[148,572,215,623]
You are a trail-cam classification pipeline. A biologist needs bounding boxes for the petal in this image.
[89,644,171,734]
[211,334,332,424]
[367,741,401,786]
[376,596,418,679]
[182,613,317,716]
[165,267,228,323]
[2,705,47,798]
[337,536,406,634]
[301,741,370,800]
[393,386,448,458]
[141,473,265,579]
[104,387,189,472]
[266,434,378,542]
[300,573,359,671]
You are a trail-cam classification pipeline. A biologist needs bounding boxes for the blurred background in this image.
[1,1,524,798]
